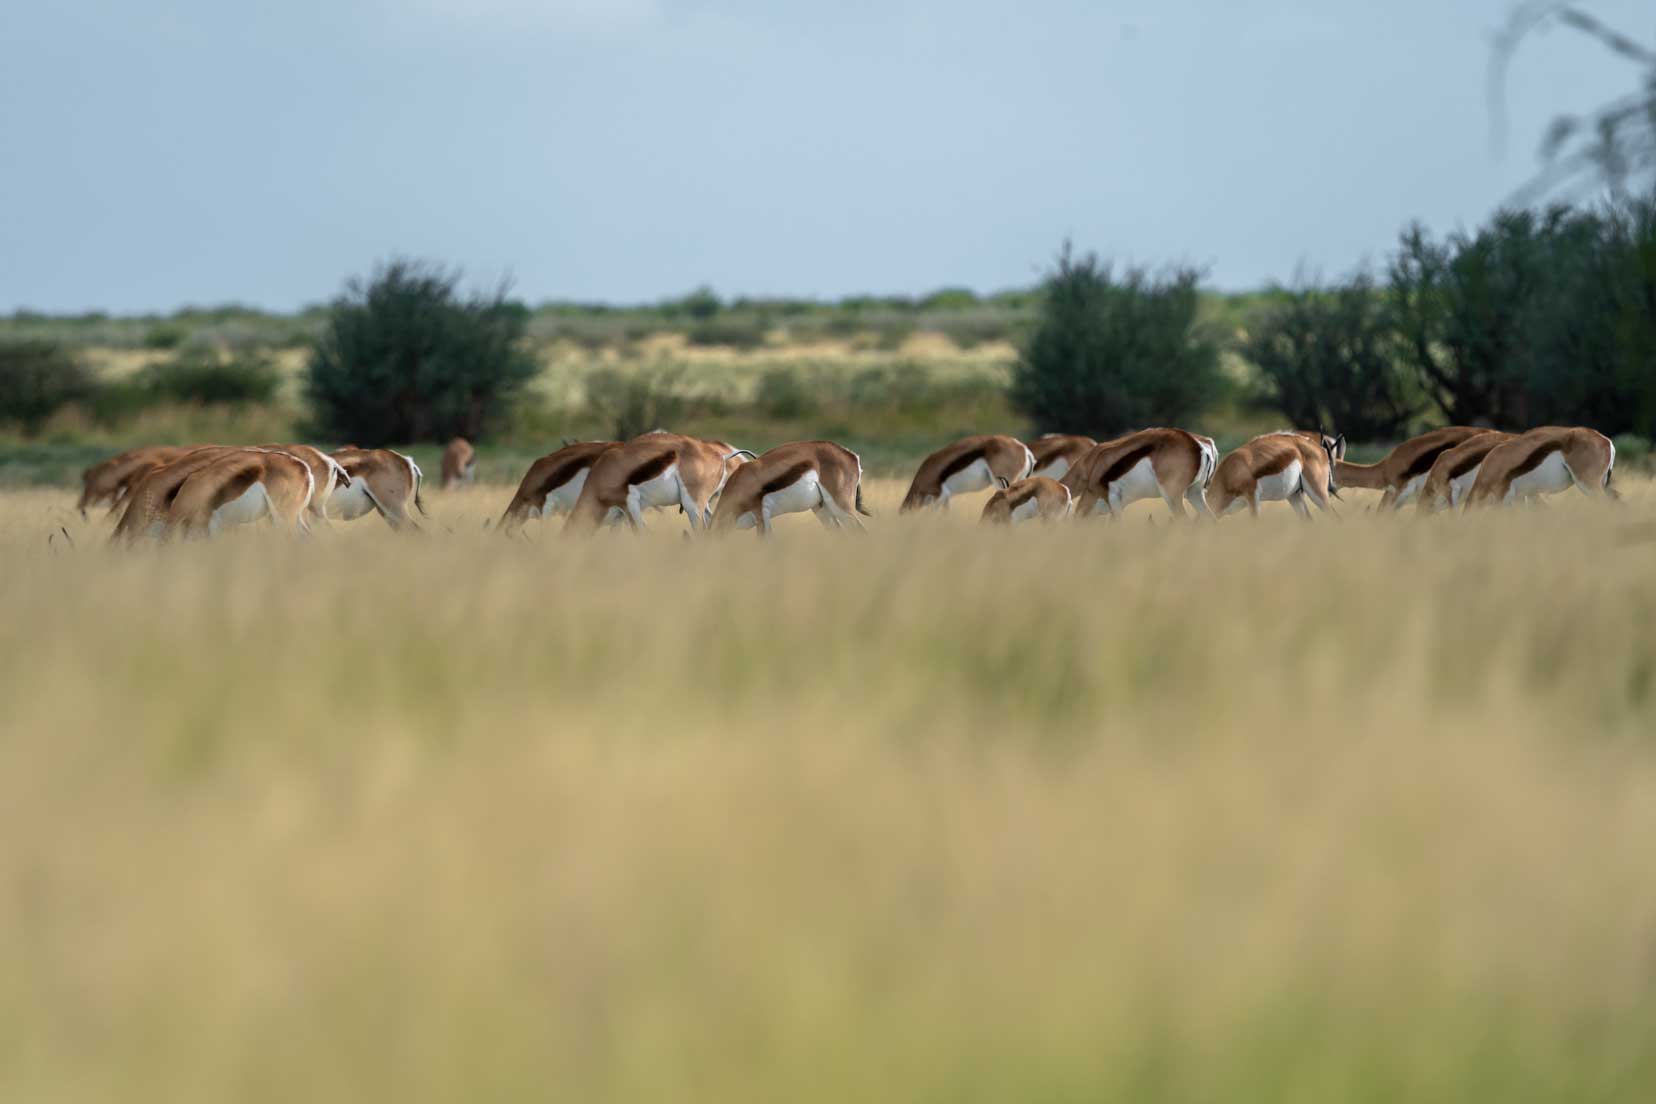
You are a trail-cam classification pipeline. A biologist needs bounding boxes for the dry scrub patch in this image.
[2,481,1656,1101]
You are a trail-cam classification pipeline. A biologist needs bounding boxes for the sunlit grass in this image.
[4,479,1656,1101]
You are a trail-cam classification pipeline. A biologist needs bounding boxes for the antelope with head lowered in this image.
[1331,426,1486,510]
[1416,431,1515,514]
[78,445,198,519]
[710,441,869,535]
[497,440,619,535]
[1059,427,1218,519]
[899,435,1034,512]
[1463,426,1617,508]
[1026,434,1097,481]
[566,432,754,532]
[112,447,315,542]
[979,476,1072,526]
[329,447,427,530]
[1205,431,1339,519]
[441,437,476,489]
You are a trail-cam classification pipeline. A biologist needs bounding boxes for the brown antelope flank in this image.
[566,432,755,532]
[1332,426,1485,510]
[979,476,1073,525]
[1060,427,1218,519]
[158,449,316,539]
[330,447,427,530]
[256,444,353,524]
[78,445,199,519]
[496,440,620,534]
[1463,426,1618,507]
[899,435,1035,512]
[1026,434,1097,481]
[441,437,476,489]
[1205,431,1338,519]
[112,447,314,541]
[710,441,869,534]
[1416,431,1515,514]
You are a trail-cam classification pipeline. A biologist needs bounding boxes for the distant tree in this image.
[1390,198,1656,435]
[1241,274,1420,440]
[0,340,97,435]
[304,260,537,444]
[1010,244,1221,437]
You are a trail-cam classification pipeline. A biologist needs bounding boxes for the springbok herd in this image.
[72,423,1619,542]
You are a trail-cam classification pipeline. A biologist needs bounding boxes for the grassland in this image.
[4,477,1656,1101]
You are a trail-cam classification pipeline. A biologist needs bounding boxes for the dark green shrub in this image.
[1241,274,1420,440]
[0,340,98,434]
[584,366,685,441]
[685,316,770,349]
[142,324,188,350]
[304,259,538,444]
[1011,244,1223,436]
[137,351,281,406]
[664,286,722,321]
[753,368,811,420]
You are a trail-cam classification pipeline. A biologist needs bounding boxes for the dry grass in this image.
[4,479,1656,1102]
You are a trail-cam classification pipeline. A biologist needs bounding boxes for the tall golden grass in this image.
[4,478,1656,1102]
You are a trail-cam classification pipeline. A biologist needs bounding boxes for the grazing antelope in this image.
[1205,431,1338,519]
[441,437,476,489]
[254,444,352,524]
[329,447,427,530]
[161,449,316,538]
[112,447,306,541]
[710,441,869,534]
[1060,428,1219,519]
[1027,434,1097,481]
[497,440,620,534]
[899,435,1035,511]
[1416,431,1515,514]
[1331,426,1486,509]
[78,445,202,518]
[566,432,752,532]
[979,476,1073,525]
[1463,426,1618,508]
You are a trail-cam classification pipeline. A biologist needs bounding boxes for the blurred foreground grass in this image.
[4,480,1656,1101]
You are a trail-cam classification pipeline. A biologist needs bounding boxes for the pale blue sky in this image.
[0,0,1647,311]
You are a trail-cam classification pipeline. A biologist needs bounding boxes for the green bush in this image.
[0,340,98,435]
[1241,274,1420,440]
[136,351,280,406]
[1011,244,1223,436]
[304,259,538,444]
[1391,198,1656,436]
[753,368,812,420]
[584,366,686,441]
[142,324,188,350]
[685,316,770,349]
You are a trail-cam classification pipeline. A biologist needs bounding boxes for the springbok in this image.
[1060,428,1218,519]
[329,447,427,530]
[256,444,352,524]
[566,432,753,532]
[1027,434,1097,481]
[709,441,869,534]
[78,445,199,518]
[162,449,316,538]
[899,435,1035,512]
[979,476,1073,525]
[1205,431,1338,519]
[1463,426,1617,507]
[1331,426,1486,509]
[1416,431,1515,514]
[112,447,312,541]
[441,437,476,489]
[497,440,620,534]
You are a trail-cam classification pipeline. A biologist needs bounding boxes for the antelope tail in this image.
[855,483,871,516]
